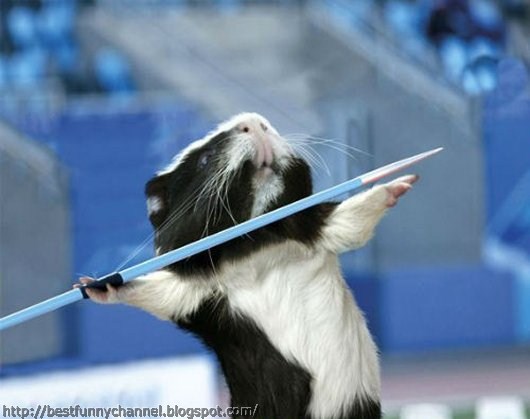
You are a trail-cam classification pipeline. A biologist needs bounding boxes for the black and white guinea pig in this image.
[80,112,418,419]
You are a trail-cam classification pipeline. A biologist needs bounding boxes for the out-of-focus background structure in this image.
[1,1,530,417]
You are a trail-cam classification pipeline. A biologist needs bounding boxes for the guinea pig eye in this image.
[198,149,214,169]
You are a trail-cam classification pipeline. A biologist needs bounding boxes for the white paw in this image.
[74,277,120,304]
[383,174,419,207]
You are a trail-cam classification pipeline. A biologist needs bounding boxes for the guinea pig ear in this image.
[145,173,171,228]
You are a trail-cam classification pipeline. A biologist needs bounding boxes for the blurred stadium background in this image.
[1,0,530,418]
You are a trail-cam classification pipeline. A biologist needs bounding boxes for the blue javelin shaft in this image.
[0,147,442,331]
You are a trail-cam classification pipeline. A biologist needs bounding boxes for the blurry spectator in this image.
[423,0,505,93]
[427,0,505,45]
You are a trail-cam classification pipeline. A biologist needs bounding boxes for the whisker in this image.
[287,140,331,176]
[284,133,373,157]
[114,185,204,271]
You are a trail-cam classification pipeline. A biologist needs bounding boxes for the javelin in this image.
[0,147,443,331]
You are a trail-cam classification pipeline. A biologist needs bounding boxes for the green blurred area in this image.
[386,406,530,419]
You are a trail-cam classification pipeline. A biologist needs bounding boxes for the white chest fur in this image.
[222,241,381,418]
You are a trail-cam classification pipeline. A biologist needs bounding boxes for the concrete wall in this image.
[0,123,72,364]
[304,12,485,271]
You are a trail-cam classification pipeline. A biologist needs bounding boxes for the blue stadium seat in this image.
[470,0,504,33]
[52,40,79,74]
[439,36,468,82]
[37,2,76,48]
[464,56,498,93]
[94,48,135,94]
[7,6,38,48]
[384,0,419,37]
[7,48,46,88]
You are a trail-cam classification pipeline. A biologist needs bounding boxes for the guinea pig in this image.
[78,112,418,419]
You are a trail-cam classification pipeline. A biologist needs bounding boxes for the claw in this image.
[79,277,94,285]
[72,276,115,304]
[384,174,419,208]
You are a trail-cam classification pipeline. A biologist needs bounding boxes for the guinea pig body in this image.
[85,113,418,419]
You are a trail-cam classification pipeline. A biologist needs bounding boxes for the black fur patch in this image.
[179,296,313,419]
[343,399,382,419]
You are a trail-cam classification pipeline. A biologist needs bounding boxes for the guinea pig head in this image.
[145,113,313,254]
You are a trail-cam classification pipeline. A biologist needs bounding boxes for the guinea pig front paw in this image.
[73,277,120,304]
[383,174,419,208]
